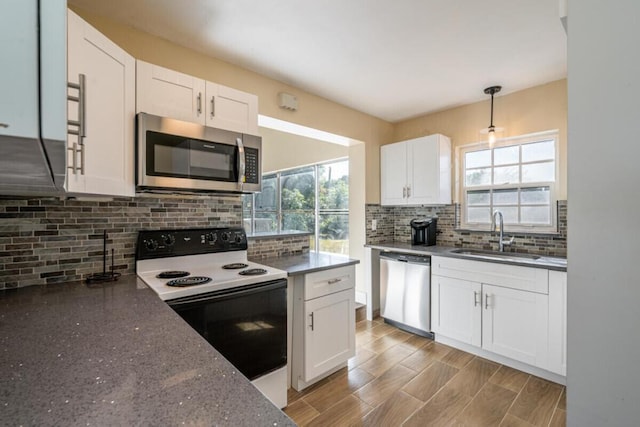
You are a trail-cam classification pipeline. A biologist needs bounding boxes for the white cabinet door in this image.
[67,11,135,196]
[408,135,451,205]
[380,142,407,205]
[205,81,258,134]
[548,271,567,375]
[482,284,549,368]
[136,60,206,124]
[303,288,355,381]
[431,275,482,347]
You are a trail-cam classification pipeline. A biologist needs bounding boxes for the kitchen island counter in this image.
[255,252,359,276]
[0,276,294,427]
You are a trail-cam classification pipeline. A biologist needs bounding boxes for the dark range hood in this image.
[0,0,67,196]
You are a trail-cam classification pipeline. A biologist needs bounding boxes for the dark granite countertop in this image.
[0,276,294,427]
[365,242,567,272]
[255,252,359,276]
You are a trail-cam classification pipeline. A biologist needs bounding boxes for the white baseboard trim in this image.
[434,334,566,386]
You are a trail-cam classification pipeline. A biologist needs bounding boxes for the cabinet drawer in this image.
[304,265,355,300]
[432,256,548,294]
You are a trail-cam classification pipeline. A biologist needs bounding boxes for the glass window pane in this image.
[255,175,277,210]
[281,168,315,210]
[493,189,518,205]
[282,211,314,233]
[493,166,519,185]
[522,162,555,183]
[465,168,491,186]
[467,207,491,223]
[255,212,277,233]
[467,190,490,206]
[495,207,519,224]
[465,150,491,168]
[319,213,349,255]
[319,161,349,209]
[521,206,551,224]
[521,187,550,204]
[242,194,253,232]
[494,146,519,165]
[522,140,555,162]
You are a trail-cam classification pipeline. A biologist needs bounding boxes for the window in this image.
[243,159,349,255]
[461,131,558,232]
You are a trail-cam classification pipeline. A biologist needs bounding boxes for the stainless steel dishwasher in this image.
[379,252,432,338]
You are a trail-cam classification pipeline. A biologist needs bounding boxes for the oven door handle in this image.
[167,280,286,307]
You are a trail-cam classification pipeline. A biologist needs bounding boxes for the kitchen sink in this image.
[450,249,541,261]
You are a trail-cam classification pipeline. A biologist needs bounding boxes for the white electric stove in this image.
[136,227,288,408]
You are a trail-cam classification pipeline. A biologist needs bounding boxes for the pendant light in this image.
[484,85,502,146]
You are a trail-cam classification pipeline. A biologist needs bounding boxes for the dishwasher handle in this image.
[379,251,430,265]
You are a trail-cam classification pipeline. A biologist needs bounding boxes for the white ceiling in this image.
[69,0,567,123]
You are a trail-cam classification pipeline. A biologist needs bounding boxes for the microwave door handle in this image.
[236,137,245,190]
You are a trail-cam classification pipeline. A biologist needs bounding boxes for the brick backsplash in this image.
[0,195,308,289]
[366,200,567,257]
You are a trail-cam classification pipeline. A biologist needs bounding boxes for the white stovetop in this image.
[136,252,288,300]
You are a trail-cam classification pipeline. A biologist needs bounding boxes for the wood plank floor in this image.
[285,318,566,427]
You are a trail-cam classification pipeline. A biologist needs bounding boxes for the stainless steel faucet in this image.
[491,210,515,252]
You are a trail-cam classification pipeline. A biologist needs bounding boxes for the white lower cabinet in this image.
[431,256,566,378]
[292,265,356,391]
[482,283,549,366]
[431,276,481,347]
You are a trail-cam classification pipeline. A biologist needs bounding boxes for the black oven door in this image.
[167,279,287,380]
[145,130,238,181]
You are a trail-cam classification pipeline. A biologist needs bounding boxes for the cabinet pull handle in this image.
[210,96,215,118]
[485,294,490,309]
[407,185,411,198]
[474,291,480,307]
[328,278,342,285]
[309,312,314,331]
[403,186,407,198]
[79,144,85,175]
[67,143,78,174]
[0,123,8,129]
[67,73,86,145]
[197,92,202,115]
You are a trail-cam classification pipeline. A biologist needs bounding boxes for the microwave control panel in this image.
[245,147,259,184]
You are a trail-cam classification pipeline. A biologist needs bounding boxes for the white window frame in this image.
[458,130,559,234]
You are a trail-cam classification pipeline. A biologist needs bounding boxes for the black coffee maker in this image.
[410,217,438,246]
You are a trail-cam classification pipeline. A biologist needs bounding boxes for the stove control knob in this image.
[162,234,175,246]
[234,233,244,244]
[145,239,159,251]
[220,232,231,242]
[205,232,217,244]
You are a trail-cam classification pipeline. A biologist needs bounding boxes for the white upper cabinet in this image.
[67,10,135,196]
[205,81,258,135]
[381,134,451,206]
[137,61,259,135]
[136,60,206,124]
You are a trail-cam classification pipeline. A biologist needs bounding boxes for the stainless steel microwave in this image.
[136,113,261,193]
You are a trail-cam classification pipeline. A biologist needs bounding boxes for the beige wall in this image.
[70,6,393,204]
[393,79,568,199]
[259,128,348,174]
[71,6,567,203]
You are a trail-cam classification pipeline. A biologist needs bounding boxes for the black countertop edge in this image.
[255,252,360,276]
[365,242,567,272]
[0,275,294,427]
[247,231,313,240]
